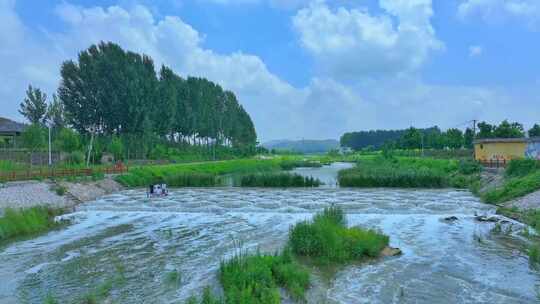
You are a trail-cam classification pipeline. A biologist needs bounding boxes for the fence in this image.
[478,159,507,168]
[0,149,63,166]
[0,165,128,182]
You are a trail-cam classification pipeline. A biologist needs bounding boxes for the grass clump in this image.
[280,160,322,171]
[338,157,479,188]
[0,206,65,242]
[220,248,310,303]
[240,173,321,188]
[185,287,223,304]
[288,206,389,265]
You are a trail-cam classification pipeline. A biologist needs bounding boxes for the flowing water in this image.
[0,163,539,303]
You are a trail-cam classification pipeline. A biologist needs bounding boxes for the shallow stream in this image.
[0,163,538,303]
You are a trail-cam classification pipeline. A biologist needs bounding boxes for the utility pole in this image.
[48,124,52,166]
[472,119,477,160]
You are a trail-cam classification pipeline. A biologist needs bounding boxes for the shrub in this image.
[458,160,482,175]
[54,128,80,153]
[288,206,389,264]
[240,173,321,187]
[54,184,67,196]
[66,151,85,165]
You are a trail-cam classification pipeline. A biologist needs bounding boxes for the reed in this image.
[219,248,310,303]
[288,206,389,265]
[240,173,321,187]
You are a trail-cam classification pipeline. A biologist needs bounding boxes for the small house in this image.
[0,117,26,148]
[474,137,540,163]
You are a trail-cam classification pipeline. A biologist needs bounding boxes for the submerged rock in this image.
[443,216,459,222]
[381,246,402,257]
[475,215,500,222]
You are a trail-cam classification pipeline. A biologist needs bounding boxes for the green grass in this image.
[0,206,65,242]
[219,248,310,303]
[505,159,540,178]
[185,287,223,304]
[116,159,283,187]
[240,173,322,187]
[483,170,540,204]
[288,206,389,265]
[338,157,448,188]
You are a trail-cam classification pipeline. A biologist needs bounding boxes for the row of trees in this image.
[341,120,540,151]
[17,42,258,161]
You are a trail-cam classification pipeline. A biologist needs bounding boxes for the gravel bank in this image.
[0,178,124,213]
[507,190,540,210]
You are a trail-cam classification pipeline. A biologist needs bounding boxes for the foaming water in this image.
[0,165,538,303]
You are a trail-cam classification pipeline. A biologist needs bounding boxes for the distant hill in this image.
[262,139,339,154]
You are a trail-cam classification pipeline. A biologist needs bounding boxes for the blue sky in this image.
[2,0,540,141]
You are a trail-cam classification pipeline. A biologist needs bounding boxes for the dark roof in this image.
[0,117,27,134]
[473,138,527,144]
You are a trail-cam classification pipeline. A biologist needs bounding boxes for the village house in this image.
[0,117,26,148]
[474,137,540,163]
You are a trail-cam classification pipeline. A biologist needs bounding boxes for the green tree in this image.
[477,122,494,139]
[109,136,124,161]
[529,124,540,137]
[401,127,422,149]
[493,120,524,138]
[46,94,65,129]
[444,128,464,149]
[19,85,48,125]
[464,128,474,148]
[21,124,46,151]
[54,128,80,153]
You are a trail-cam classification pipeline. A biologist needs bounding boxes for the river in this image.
[0,163,538,303]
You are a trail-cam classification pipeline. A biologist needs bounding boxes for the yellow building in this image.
[474,138,527,162]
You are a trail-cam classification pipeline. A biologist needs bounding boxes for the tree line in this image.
[341,120,540,151]
[17,42,257,162]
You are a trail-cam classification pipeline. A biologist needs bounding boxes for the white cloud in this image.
[458,0,540,28]
[1,0,539,142]
[292,0,443,79]
[469,45,483,57]
[198,0,309,9]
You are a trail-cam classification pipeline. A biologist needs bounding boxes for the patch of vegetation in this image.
[338,157,479,188]
[164,269,182,289]
[240,173,321,187]
[483,171,540,204]
[43,293,58,304]
[0,206,65,242]
[288,206,389,265]
[505,159,540,178]
[116,159,282,187]
[219,248,310,303]
[185,287,222,304]
[280,160,322,171]
[52,184,67,196]
[529,244,540,265]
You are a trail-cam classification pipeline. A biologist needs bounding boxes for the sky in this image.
[1,0,539,142]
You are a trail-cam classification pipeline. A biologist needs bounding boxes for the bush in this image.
[0,206,64,241]
[219,249,310,303]
[66,151,85,165]
[288,206,389,264]
[240,173,321,187]
[54,184,67,196]
[458,160,482,175]
[54,128,80,153]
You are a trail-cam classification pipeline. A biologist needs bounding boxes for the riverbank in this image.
[0,177,124,212]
